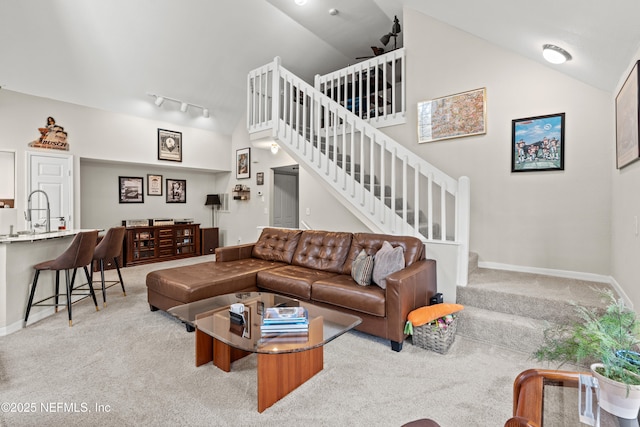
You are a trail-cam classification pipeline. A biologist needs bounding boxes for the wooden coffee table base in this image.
[195,329,324,412]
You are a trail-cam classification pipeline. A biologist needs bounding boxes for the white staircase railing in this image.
[247,56,470,285]
[315,48,406,127]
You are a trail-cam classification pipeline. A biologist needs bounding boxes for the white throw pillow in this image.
[372,241,405,289]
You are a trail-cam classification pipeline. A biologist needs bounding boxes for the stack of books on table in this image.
[260,306,309,341]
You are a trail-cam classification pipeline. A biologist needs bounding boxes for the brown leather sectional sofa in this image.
[146,227,437,351]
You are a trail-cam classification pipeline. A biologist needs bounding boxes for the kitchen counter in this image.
[0,229,100,335]
[0,229,91,243]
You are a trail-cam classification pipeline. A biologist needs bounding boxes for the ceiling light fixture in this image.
[294,0,307,5]
[270,143,279,154]
[542,44,572,64]
[148,93,211,118]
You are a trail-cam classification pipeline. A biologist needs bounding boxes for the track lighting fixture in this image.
[148,94,210,118]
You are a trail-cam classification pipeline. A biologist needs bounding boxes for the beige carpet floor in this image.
[0,256,580,427]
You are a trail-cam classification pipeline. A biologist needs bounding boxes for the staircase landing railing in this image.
[247,57,470,286]
[315,48,406,128]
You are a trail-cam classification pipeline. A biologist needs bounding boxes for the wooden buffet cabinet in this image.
[124,224,200,267]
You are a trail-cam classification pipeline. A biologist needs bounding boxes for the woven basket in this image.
[412,317,457,354]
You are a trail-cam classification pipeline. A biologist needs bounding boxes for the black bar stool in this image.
[92,226,126,307]
[24,230,100,326]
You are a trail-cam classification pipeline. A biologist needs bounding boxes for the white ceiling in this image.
[2,0,639,136]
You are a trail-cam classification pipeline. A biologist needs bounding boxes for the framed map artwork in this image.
[418,88,486,143]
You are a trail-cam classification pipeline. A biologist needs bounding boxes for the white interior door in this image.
[27,152,73,231]
[273,171,298,228]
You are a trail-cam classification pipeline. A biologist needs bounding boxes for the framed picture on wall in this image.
[256,172,264,185]
[158,129,182,162]
[119,176,144,203]
[166,178,186,203]
[616,60,640,169]
[511,113,565,172]
[417,88,486,143]
[236,147,250,179]
[147,174,162,196]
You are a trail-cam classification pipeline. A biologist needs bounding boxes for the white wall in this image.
[611,53,640,309]
[381,9,613,275]
[298,166,370,233]
[0,151,15,200]
[219,122,295,246]
[0,90,231,230]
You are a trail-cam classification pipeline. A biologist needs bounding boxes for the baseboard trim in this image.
[0,307,56,337]
[477,261,632,309]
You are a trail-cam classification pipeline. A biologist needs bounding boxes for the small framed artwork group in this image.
[119,176,186,203]
[511,113,565,172]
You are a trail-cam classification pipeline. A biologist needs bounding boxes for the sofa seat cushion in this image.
[312,274,386,317]
[146,259,283,304]
[257,265,338,300]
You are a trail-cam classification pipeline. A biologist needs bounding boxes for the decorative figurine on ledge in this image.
[29,116,69,151]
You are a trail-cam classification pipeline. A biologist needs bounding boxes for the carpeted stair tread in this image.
[456,305,548,355]
[459,268,613,323]
[455,267,618,353]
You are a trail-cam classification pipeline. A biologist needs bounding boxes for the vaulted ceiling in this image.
[2,0,639,135]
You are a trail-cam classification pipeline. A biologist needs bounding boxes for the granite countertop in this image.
[0,229,95,243]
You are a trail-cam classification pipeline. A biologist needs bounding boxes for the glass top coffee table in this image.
[168,292,361,412]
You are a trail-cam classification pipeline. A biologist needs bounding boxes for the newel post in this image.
[271,56,282,137]
[456,176,471,286]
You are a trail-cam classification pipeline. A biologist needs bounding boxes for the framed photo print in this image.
[166,178,186,203]
[511,113,565,173]
[256,172,264,185]
[119,176,144,203]
[147,174,162,196]
[236,147,250,179]
[616,60,640,169]
[158,129,182,162]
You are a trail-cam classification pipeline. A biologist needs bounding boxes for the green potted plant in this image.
[533,288,640,418]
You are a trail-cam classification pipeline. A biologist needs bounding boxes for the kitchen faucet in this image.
[25,189,51,233]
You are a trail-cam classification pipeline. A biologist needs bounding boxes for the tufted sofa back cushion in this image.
[252,228,303,264]
[342,233,425,275]
[292,230,353,273]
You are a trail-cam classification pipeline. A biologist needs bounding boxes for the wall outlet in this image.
[306,207,310,216]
